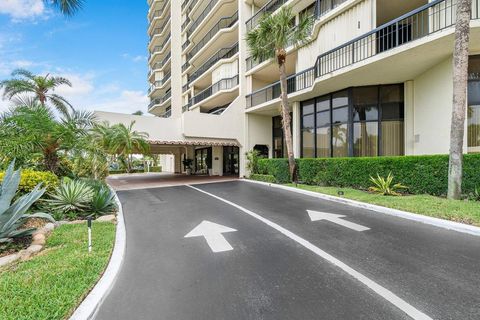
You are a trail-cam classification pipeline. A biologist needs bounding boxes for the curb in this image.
[69,188,126,320]
[242,179,480,237]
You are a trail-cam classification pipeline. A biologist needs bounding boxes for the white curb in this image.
[242,179,480,237]
[69,188,126,320]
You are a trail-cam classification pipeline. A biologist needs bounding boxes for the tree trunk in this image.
[43,149,59,174]
[448,0,472,200]
[277,49,297,182]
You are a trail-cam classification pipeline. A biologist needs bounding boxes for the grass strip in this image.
[287,184,480,226]
[0,222,116,320]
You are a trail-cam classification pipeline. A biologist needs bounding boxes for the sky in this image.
[0,0,150,114]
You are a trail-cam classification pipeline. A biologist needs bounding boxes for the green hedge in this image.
[0,169,59,193]
[257,154,480,196]
[250,174,277,183]
[150,166,162,173]
[108,169,145,175]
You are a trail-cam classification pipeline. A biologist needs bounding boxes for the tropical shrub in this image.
[0,162,54,243]
[0,169,59,194]
[250,174,277,184]
[257,154,480,196]
[246,150,261,176]
[47,179,94,216]
[369,173,407,196]
[90,186,116,217]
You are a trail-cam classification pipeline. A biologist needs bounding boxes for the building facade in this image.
[97,0,480,176]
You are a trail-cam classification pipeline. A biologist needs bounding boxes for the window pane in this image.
[332,90,349,109]
[353,87,378,121]
[303,114,314,128]
[381,85,404,120]
[303,128,315,157]
[468,105,480,153]
[332,124,348,157]
[303,99,315,114]
[382,121,405,156]
[316,126,330,157]
[316,95,330,111]
[333,106,348,123]
[354,122,378,157]
[316,110,330,128]
[469,55,480,80]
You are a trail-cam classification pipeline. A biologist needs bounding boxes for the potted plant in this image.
[182,159,193,175]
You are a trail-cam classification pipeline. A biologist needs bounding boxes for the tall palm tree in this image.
[0,69,74,116]
[247,7,313,182]
[448,0,472,200]
[47,0,84,16]
[110,121,150,173]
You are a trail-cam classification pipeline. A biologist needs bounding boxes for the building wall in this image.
[412,57,453,155]
[297,0,374,70]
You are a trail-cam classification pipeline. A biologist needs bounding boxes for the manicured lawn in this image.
[0,222,116,320]
[288,184,480,226]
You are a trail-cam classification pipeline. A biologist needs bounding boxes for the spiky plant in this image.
[0,161,54,243]
[47,179,94,215]
[369,173,407,196]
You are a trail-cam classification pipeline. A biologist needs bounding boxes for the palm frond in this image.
[47,93,74,116]
[47,0,84,16]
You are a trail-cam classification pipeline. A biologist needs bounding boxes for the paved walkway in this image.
[95,180,480,320]
[106,172,238,191]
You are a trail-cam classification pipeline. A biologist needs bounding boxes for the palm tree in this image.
[46,0,84,16]
[448,0,472,200]
[0,103,95,173]
[110,121,150,173]
[0,69,74,116]
[247,7,313,182]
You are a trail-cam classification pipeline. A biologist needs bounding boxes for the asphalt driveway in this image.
[94,180,480,320]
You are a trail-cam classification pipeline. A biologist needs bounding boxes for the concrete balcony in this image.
[190,75,239,112]
[148,52,171,83]
[148,0,170,22]
[148,18,171,51]
[246,0,480,113]
[148,90,172,115]
[148,34,171,65]
[148,71,171,96]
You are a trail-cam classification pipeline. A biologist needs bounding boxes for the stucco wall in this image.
[412,57,453,155]
[296,0,374,70]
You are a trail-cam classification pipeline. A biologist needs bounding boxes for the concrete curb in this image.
[242,179,480,237]
[69,188,126,320]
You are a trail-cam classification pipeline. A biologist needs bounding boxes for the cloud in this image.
[54,72,95,97]
[0,0,46,20]
[122,53,147,63]
[89,90,149,115]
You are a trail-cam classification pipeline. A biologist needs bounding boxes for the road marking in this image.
[307,210,370,232]
[187,185,432,320]
[185,220,237,253]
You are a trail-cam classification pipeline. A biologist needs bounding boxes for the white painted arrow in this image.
[307,210,370,232]
[184,220,237,253]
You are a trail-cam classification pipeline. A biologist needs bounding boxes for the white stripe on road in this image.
[187,185,432,320]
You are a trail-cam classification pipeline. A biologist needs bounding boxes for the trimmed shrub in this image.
[150,166,162,173]
[258,154,480,196]
[257,159,290,183]
[250,174,277,183]
[0,169,59,194]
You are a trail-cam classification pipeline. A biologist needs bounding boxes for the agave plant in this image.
[90,186,116,217]
[47,179,94,214]
[369,173,407,196]
[0,161,54,243]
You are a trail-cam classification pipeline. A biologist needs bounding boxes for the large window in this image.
[468,56,480,154]
[301,84,404,158]
[272,115,293,158]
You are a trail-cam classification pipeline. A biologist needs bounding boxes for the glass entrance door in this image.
[223,146,239,176]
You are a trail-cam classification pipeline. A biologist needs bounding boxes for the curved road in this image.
[94,180,480,320]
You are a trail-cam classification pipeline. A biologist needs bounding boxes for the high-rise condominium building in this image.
[96,0,480,176]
